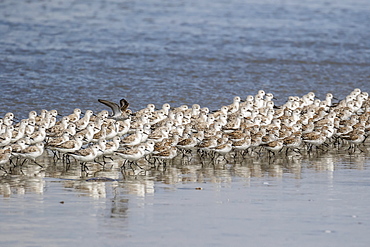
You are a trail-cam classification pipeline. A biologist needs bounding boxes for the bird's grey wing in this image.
[98,99,121,116]
[119,98,130,112]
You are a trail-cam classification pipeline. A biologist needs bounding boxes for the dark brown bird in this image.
[98,98,130,120]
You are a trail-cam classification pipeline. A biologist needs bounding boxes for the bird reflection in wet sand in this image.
[110,197,129,219]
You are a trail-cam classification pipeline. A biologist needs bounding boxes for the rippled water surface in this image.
[1,0,370,246]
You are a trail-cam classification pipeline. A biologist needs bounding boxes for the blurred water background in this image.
[1,0,370,246]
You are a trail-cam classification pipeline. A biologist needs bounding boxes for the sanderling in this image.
[91,124,107,142]
[78,123,95,144]
[75,110,94,130]
[117,117,131,137]
[66,108,82,122]
[211,140,233,162]
[135,103,156,117]
[115,144,147,169]
[51,133,85,154]
[171,105,189,114]
[148,127,170,143]
[232,136,251,152]
[282,132,302,153]
[176,135,199,151]
[226,96,242,114]
[341,126,366,152]
[103,136,121,156]
[47,116,70,137]
[46,131,71,147]
[0,146,12,166]
[10,119,28,143]
[9,139,29,154]
[261,139,284,156]
[121,128,144,146]
[0,126,13,147]
[160,103,171,116]
[302,127,331,149]
[151,146,178,164]
[196,136,219,154]
[13,142,44,166]
[105,121,120,140]
[63,123,77,137]
[149,110,166,125]
[27,125,47,144]
[68,144,101,171]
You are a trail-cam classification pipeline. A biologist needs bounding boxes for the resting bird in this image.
[98,98,131,120]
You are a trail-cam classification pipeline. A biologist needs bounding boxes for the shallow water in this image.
[1,150,370,246]
[1,0,370,246]
[1,0,370,118]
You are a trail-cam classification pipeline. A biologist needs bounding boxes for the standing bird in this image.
[98,98,131,120]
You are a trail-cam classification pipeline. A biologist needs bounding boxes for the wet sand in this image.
[1,0,370,246]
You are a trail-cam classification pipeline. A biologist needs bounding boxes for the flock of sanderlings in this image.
[1,88,370,174]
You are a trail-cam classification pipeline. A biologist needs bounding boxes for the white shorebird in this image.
[151,146,178,166]
[148,127,170,143]
[2,113,14,126]
[135,103,156,117]
[27,125,47,144]
[115,144,147,170]
[13,142,44,167]
[105,121,120,140]
[46,131,71,147]
[0,126,13,147]
[121,128,144,146]
[261,139,284,157]
[103,136,121,156]
[68,144,101,172]
[232,136,251,153]
[52,134,85,154]
[67,108,82,122]
[80,123,96,144]
[226,96,242,114]
[91,125,107,143]
[211,140,233,163]
[10,139,29,154]
[117,117,131,137]
[176,135,199,152]
[302,127,331,151]
[75,110,94,130]
[0,146,12,167]
[47,116,70,137]
[11,119,28,142]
